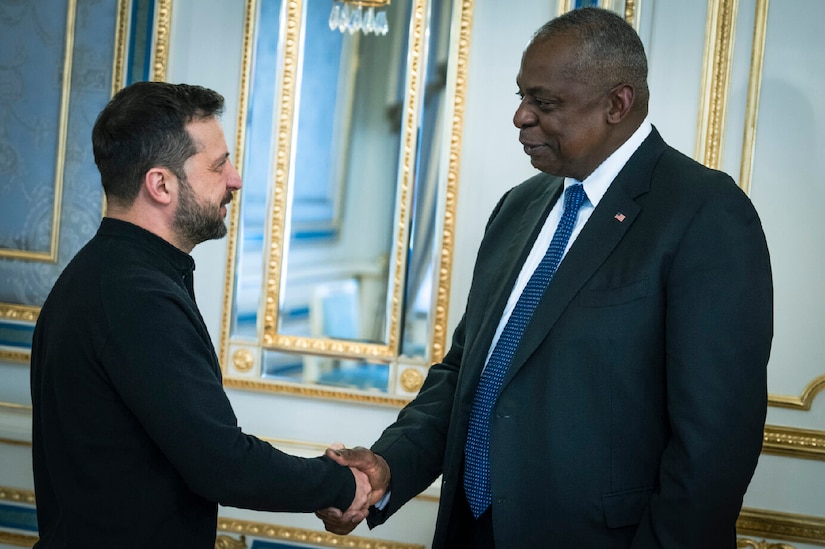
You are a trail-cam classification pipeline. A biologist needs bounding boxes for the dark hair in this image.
[531,7,649,109]
[91,81,225,206]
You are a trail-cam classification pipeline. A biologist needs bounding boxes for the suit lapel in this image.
[500,128,668,387]
[457,176,564,403]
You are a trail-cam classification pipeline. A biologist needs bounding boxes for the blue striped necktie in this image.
[463,183,588,519]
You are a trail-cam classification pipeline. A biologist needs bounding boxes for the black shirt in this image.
[30,218,353,548]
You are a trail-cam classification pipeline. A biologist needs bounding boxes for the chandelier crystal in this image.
[329,0,390,36]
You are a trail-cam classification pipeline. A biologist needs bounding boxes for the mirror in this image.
[221,0,471,402]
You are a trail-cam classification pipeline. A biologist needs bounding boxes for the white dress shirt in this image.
[483,119,652,367]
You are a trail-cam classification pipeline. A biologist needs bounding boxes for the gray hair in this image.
[530,7,649,109]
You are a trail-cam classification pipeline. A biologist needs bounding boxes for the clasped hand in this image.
[316,443,390,535]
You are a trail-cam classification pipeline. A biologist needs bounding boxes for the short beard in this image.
[173,175,229,248]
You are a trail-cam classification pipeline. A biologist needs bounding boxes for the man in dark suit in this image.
[318,7,773,548]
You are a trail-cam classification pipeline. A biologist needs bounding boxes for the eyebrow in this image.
[209,152,231,170]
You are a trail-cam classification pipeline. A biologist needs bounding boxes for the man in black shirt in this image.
[30,82,385,548]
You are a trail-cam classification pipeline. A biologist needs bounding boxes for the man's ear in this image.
[143,167,175,206]
[607,83,635,124]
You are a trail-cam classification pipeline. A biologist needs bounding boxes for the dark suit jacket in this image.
[369,128,773,548]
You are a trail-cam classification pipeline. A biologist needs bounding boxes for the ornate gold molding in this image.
[558,0,638,27]
[112,0,173,89]
[113,0,129,94]
[0,487,36,506]
[0,305,38,323]
[218,517,424,549]
[737,536,801,547]
[763,424,825,461]
[222,0,474,401]
[152,0,172,82]
[0,532,36,548]
[696,0,737,169]
[736,0,768,195]
[430,0,473,362]
[223,377,410,407]
[219,0,257,378]
[0,304,38,363]
[738,508,825,547]
[769,375,825,410]
[215,534,247,549]
[261,0,300,347]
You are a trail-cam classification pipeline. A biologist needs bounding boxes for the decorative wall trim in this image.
[152,0,172,81]
[769,375,825,410]
[0,531,36,548]
[736,539,795,549]
[763,424,825,461]
[0,349,31,365]
[217,517,424,549]
[4,487,825,547]
[558,0,639,28]
[219,0,256,389]
[738,508,825,547]
[0,488,35,506]
[430,0,473,362]
[112,0,130,94]
[736,0,768,195]
[222,377,410,407]
[696,0,737,170]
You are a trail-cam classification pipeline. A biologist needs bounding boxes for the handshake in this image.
[316,443,391,535]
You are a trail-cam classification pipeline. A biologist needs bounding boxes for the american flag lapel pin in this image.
[614,212,626,222]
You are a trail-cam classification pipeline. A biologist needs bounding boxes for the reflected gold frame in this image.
[260,0,428,360]
[220,0,474,404]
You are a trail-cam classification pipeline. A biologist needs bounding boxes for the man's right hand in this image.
[327,445,391,503]
[317,444,391,535]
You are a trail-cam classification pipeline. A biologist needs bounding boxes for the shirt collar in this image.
[98,217,196,275]
[564,117,652,207]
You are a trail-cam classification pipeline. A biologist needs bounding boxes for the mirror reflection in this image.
[226,0,459,395]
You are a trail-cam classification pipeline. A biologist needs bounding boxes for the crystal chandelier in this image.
[328,0,390,36]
